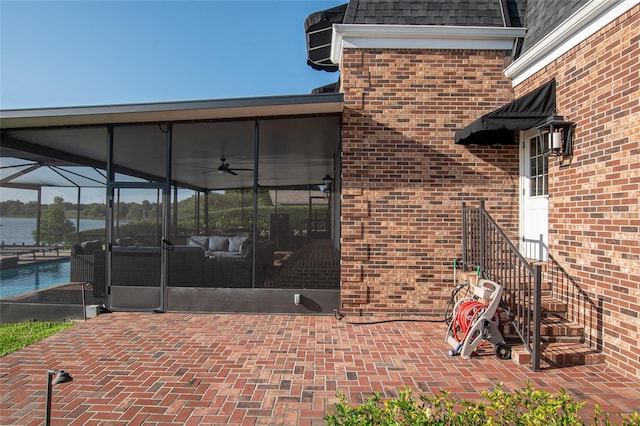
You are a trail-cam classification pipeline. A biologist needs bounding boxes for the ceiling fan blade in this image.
[217,158,253,175]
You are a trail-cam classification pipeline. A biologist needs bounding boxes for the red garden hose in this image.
[451,300,497,345]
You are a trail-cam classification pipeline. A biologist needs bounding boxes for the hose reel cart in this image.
[445,277,511,360]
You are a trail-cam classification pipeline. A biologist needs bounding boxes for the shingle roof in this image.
[305,0,590,74]
[519,0,588,55]
[343,0,525,27]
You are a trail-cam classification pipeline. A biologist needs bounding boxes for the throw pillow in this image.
[208,235,229,252]
[228,236,248,252]
[188,236,209,250]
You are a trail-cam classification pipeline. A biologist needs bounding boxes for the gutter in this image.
[330,24,526,64]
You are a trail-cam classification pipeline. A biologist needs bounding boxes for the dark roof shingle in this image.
[519,0,589,54]
[305,0,591,73]
[344,0,522,27]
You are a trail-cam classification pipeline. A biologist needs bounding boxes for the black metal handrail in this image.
[462,201,542,371]
[547,254,603,351]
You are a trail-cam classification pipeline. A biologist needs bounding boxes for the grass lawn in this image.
[0,321,75,357]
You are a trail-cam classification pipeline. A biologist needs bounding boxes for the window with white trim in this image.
[528,135,548,196]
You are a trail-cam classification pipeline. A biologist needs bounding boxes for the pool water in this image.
[0,260,70,299]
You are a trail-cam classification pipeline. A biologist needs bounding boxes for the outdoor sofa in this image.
[70,236,275,297]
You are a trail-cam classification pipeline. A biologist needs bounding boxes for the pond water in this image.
[0,217,106,245]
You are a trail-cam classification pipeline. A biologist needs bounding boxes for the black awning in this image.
[455,79,556,145]
[305,4,347,72]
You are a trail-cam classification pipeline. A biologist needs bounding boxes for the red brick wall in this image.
[339,48,520,316]
[516,6,640,378]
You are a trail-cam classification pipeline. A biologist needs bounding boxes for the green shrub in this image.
[324,382,640,426]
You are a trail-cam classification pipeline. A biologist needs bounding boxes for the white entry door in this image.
[520,130,549,261]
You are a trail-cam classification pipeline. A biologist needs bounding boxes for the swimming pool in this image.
[0,260,70,299]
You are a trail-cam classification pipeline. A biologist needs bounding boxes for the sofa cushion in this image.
[206,250,226,258]
[228,236,247,252]
[188,236,209,250]
[240,241,253,259]
[208,235,229,252]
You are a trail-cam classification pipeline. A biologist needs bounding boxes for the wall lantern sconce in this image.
[537,114,575,157]
[46,369,73,426]
[322,174,334,198]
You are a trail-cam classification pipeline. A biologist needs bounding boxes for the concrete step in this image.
[541,296,567,314]
[503,295,604,368]
[511,342,605,367]
[539,314,584,342]
[504,296,568,319]
[504,317,584,343]
[456,267,605,368]
[505,324,584,343]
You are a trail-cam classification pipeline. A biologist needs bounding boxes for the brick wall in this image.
[516,6,640,378]
[339,48,520,316]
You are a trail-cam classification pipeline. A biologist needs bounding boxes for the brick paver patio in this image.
[1,312,639,425]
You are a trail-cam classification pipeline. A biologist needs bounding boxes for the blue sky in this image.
[0,0,343,205]
[0,0,344,109]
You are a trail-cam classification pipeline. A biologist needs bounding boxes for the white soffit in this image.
[504,0,638,86]
[330,24,526,64]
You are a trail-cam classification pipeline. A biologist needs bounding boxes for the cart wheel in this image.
[495,343,511,360]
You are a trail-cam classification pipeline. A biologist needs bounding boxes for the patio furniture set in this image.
[70,234,276,297]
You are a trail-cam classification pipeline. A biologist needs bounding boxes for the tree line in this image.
[4,189,326,246]
[0,190,273,221]
[1,199,154,221]
[1,199,105,218]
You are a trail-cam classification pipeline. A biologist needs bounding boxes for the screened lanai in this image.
[0,93,343,314]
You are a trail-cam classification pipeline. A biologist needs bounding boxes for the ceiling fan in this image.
[217,158,253,176]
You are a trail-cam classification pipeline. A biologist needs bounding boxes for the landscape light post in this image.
[45,369,73,426]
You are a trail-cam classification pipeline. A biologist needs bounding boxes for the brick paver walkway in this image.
[1,313,639,425]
